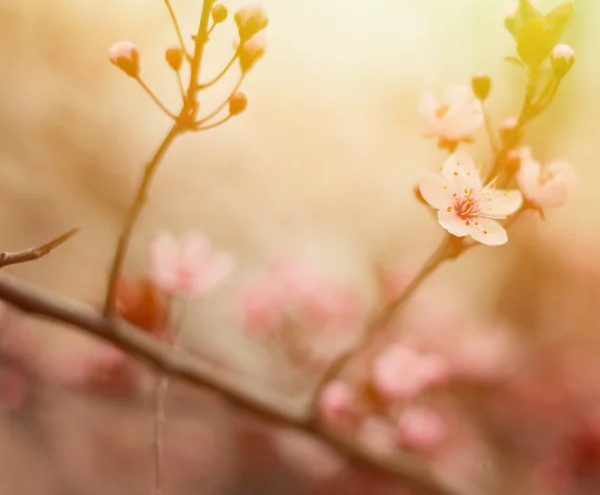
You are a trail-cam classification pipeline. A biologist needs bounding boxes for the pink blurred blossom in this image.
[108,40,139,77]
[372,344,449,401]
[516,147,576,209]
[319,380,353,426]
[149,230,234,298]
[0,367,28,412]
[396,406,446,451]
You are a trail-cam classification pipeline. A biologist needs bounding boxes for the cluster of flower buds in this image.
[234,2,268,73]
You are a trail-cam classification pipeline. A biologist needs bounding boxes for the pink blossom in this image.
[419,86,483,144]
[149,231,234,298]
[420,151,523,246]
[319,380,353,425]
[108,40,139,78]
[396,406,446,450]
[372,344,449,401]
[516,147,576,209]
[239,259,363,336]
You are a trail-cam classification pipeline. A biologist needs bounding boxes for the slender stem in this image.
[103,125,181,316]
[481,101,498,156]
[163,0,191,61]
[135,78,177,120]
[195,77,243,126]
[311,235,459,411]
[197,52,239,91]
[195,114,232,132]
[175,71,186,103]
[153,372,168,495]
[0,227,80,269]
[104,0,217,316]
[185,0,216,120]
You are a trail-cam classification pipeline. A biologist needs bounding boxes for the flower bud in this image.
[550,44,575,79]
[165,46,183,72]
[234,1,269,42]
[471,74,491,101]
[499,117,522,148]
[229,92,248,115]
[109,41,139,78]
[212,4,228,23]
[237,34,266,73]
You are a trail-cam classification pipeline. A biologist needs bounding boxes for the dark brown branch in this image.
[0,227,81,269]
[0,273,484,495]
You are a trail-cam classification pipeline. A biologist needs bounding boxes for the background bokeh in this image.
[0,0,598,494]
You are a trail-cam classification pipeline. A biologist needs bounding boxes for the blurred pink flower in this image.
[149,231,234,298]
[516,147,576,209]
[319,380,353,425]
[419,86,483,144]
[396,406,446,450]
[239,259,363,336]
[372,344,449,401]
[419,151,522,246]
[0,366,28,412]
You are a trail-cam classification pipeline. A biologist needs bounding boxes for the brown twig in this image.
[0,227,81,269]
[103,0,217,316]
[0,273,484,495]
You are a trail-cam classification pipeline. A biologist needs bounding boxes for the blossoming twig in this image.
[163,0,191,62]
[0,273,485,495]
[0,227,81,269]
[104,0,217,316]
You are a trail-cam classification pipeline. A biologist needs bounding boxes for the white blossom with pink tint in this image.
[516,147,576,209]
[149,231,234,298]
[234,1,269,41]
[108,40,139,78]
[419,86,483,144]
[419,151,523,246]
[396,406,446,450]
[372,344,449,401]
[319,380,353,425]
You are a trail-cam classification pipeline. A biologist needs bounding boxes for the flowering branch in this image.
[0,227,80,269]
[0,273,484,495]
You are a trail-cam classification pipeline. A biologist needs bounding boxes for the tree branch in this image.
[0,227,81,269]
[0,273,484,495]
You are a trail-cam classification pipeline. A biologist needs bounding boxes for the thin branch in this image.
[480,101,498,156]
[197,52,239,91]
[175,71,186,103]
[134,78,177,120]
[103,124,181,316]
[104,0,216,316]
[195,76,244,127]
[195,114,232,132]
[0,273,484,495]
[0,227,81,269]
[163,0,192,62]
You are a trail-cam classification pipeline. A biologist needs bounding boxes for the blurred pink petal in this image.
[0,367,28,411]
[396,406,446,450]
[319,380,353,425]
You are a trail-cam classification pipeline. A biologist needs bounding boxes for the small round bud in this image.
[234,1,269,42]
[165,46,183,72]
[212,4,228,23]
[499,117,523,148]
[471,74,491,101]
[229,92,248,115]
[237,35,266,73]
[109,41,139,78]
[550,44,575,79]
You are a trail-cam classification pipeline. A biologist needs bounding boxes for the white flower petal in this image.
[442,86,471,105]
[516,155,541,200]
[149,231,179,292]
[437,209,470,237]
[483,189,523,218]
[441,151,481,187]
[419,174,452,209]
[468,218,507,246]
